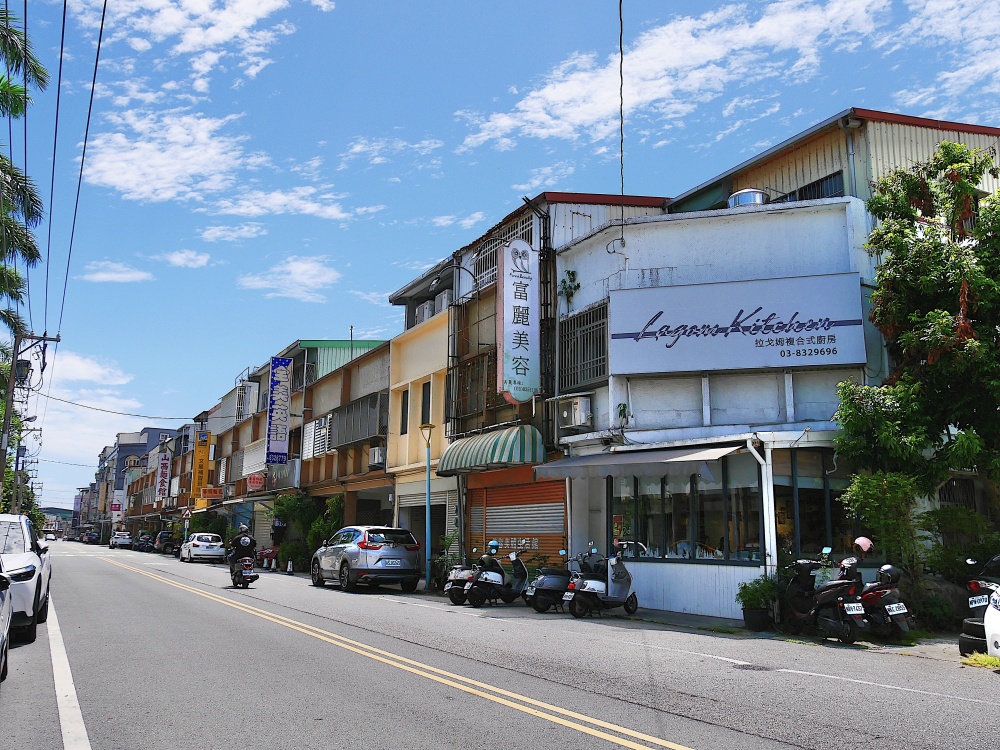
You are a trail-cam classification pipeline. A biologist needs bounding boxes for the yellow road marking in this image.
[103,558,693,750]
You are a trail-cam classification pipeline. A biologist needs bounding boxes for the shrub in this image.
[918,506,1000,584]
[911,590,960,632]
[735,575,782,610]
[277,540,311,572]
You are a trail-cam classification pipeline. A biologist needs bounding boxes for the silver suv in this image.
[310,526,421,593]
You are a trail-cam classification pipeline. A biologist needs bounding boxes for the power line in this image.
[35,392,191,420]
[43,0,69,335]
[37,458,94,468]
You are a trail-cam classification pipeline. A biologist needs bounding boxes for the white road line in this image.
[778,668,1000,706]
[47,601,93,750]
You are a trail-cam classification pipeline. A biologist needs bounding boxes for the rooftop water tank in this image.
[728,188,769,209]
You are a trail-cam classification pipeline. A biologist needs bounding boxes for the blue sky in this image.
[20,0,998,508]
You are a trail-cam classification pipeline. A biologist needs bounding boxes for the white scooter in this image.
[465,549,529,607]
[563,544,638,617]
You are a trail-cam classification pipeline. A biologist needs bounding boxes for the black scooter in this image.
[525,549,571,613]
[783,546,867,644]
[231,557,259,589]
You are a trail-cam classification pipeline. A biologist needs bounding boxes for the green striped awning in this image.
[437,425,546,476]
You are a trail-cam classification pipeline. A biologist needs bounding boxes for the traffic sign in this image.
[181,509,192,520]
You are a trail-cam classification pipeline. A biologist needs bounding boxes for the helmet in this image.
[877,564,901,586]
[238,524,249,534]
[487,539,499,553]
[853,536,873,555]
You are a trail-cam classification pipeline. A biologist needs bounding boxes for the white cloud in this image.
[158,250,211,268]
[80,261,154,283]
[512,162,575,192]
[309,0,336,11]
[431,211,486,229]
[51,352,134,386]
[393,258,440,272]
[200,223,267,242]
[338,136,445,169]
[215,187,354,220]
[85,110,245,202]
[458,0,891,151]
[349,290,391,307]
[238,255,342,302]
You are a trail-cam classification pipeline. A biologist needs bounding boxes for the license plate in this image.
[526,586,535,596]
[384,559,402,567]
[969,594,988,608]
[464,582,473,591]
[843,602,864,615]
[885,603,907,615]
[562,592,574,601]
[444,582,452,591]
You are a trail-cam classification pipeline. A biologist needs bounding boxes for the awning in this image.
[533,445,740,480]
[437,425,546,476]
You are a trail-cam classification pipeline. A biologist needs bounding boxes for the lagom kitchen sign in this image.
[609,273,867,375]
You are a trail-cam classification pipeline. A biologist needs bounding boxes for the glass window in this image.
[0,521,27,554]
[636,477,663,558]
[696,470,725,559]
[609,476,636,555]
[421,381,432,425]
[399,390,409,435]
[726,453,762,561]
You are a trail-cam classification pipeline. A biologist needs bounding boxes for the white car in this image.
[109,531,132,549]
[986,590,1000,658]
[179,533,226,563]
[0,514,52,644]
[0,556,12,687]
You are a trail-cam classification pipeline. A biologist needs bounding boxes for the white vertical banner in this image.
[266,356,293,465]
[156,452,171,500]
[496,239,541,404]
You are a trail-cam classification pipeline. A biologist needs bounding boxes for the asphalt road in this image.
[1,542,997,750]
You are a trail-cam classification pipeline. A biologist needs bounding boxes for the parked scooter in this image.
[564,544,638,618]
[525,549,572,613]
[231,557,259,589]
[443,557,477,605]
[965,555,1000,620]
[856,563,911,638]
[465,544,529,607]
[783,546,868,644]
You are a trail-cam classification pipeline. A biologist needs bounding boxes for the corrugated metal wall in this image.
[549,203,665,247]
[733,130,848,200]
[629,560,763,619]
[467,481,566,567]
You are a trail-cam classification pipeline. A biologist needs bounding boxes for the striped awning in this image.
[437,425,546,476]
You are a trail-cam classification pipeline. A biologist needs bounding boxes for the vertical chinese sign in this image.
[192,431,211,508]
[156,451,171,502]
[496,238,540,404]
[266,356,293,465]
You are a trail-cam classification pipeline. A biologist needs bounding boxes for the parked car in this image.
[310,526,421,592]
[0,556,12,688]
[109,531,132,550]
[0,513,52,643]
[179,533,226,563]
[43,533,56,542]
[83,531,99,545]
[154,531,179,555]
[986,590,1000,658]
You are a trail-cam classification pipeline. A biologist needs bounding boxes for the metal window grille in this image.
[328,391,390,449]
[938,477,976,511]
[560,302,608,392]
[470,213,533,289]
[773,171,845,203]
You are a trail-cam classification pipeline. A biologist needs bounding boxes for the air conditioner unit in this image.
[434,288,453,313]
[558,396,592,429]
[368,446,386,469]
[414,300,435,324]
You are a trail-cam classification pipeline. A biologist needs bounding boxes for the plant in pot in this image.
[736,575,781,631]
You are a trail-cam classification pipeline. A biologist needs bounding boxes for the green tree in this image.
[834,142,1000,568]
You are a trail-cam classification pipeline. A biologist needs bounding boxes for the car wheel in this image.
[1,636,8,681]
[623,592,639,615]
[399,579,418,593]
[466,586,487,608]
[36,586,50,624]
[447,588,467,606]
[962,617,986,638]
[19,616,37,644]
[310,561,325,587]
[568,596,590,618]
[339,563,356,592]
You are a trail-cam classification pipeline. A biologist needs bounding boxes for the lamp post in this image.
[419,422,435,590]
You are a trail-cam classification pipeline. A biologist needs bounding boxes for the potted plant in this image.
[736,575,781,631]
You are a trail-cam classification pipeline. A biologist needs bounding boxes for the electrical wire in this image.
[618,0,625,244]
[43,0,68,335]
[35,392,191,420]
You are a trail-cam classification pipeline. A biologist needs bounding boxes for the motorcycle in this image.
[465,548,529,607]
[564,545,638,618]
[782,547,867,644]
[443,559,476,605]
[965,555,1000,620]
[838,558,911,639]
[525,549,572,613]
[231,557,259,589]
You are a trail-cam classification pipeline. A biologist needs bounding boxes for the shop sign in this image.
[266,356,293,464]
[247,472,265,492]
[156,452,171,500]
[609,272,867,375]
[496,239,540,404]
[191,431,211,500]
[266,459,300,491]
[201,487,224,500]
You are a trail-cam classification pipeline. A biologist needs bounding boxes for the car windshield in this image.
[366,529,417,545]
[0,520,27,554]
[196,535,220,543]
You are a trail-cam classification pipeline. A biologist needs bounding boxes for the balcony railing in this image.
[328,390,389,449]
[560,302,608,392]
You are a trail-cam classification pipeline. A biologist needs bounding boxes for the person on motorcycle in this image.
[228,524,257,575]
[478,540,504,576]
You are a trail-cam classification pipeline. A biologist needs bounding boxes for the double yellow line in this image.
[104,558,693,750]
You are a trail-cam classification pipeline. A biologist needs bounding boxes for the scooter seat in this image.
[539,567,568,576]
[815,579,854,593]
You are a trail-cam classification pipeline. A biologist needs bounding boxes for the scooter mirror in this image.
[591,547,598,554]
[967,558,978,565]
[559,549,566,555]
[821,546,832,555]
[508,552,516,561]
[472,548,478,553]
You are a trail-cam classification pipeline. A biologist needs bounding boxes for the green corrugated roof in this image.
[437,425,546,476]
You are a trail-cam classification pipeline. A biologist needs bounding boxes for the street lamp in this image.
[419,422,435,590]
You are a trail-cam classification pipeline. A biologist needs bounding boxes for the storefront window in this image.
[608,452,762,563]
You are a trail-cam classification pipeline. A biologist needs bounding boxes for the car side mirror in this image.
[322,539,328,548]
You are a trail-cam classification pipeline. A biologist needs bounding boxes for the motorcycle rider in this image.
[228,524,257,575]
